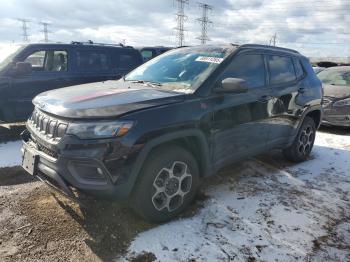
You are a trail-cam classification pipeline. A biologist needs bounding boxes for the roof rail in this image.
[70,41,130,48]
[239,44,300,54]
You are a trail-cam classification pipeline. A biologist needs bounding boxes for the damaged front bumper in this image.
[322,108,350,127]
[20,125,140,203]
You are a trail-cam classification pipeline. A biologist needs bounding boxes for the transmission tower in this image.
[39,22,51,42]
[174,0,189,47]
[17,18,30,42]
[196,3,213,45]
[270,33,277,46]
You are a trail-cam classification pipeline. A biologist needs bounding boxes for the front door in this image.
[10,49,70,121]
[210,52,273,169]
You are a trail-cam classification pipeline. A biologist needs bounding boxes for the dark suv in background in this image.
[21,44,323,222]
[0,41,143,123]
[138,46,172,62]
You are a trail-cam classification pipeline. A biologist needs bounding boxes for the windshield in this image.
[318,67,350,86]
[0,45,25,71]
[125,46,234,93]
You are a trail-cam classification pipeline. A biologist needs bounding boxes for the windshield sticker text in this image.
[195,56,224,64]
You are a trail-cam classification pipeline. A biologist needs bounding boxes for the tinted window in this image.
[293,58,304,78]
[222,54,265,88]
[268,55,296,84]
[76,50,110,71]
[118,53,141,70]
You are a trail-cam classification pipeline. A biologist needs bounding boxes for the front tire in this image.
[130,145,199,223]
[283,116,316,162]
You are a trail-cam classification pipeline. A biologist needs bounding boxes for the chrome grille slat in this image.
[29,109,67,140]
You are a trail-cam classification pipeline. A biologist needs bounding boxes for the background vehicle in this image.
[138,46,172,62]
[21,44,323,222]
[319,66,350,127]
[0,41,143,123]
[313,66,325,74]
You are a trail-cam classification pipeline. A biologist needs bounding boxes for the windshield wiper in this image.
[126,79,162,87]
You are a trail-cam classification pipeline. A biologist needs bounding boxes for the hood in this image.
[33,80,185,119]
[323,84,350,99]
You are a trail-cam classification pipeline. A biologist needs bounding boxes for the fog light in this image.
[68,161,107,184]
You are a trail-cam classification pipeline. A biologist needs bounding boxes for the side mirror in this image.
[13,62,32,75]
[214,78,248,94]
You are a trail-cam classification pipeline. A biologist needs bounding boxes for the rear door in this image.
[73,48,113,84]
[113,49,143,78]
[265,54,302,148]
[210,52,274,169]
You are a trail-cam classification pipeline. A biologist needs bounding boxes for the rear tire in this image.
[283,116,316,162]
[130,145,199,223]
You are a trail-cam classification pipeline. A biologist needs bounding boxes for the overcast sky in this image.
[0,0,349,58]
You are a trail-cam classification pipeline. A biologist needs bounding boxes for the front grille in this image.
[29,109,68,140]
[37,143,59,159]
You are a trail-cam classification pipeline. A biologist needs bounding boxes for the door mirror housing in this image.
[13,62,32,75]
[214,78,248,94]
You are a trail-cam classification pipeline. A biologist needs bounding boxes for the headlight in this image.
[333,98,350,107]
[66,121,134,139]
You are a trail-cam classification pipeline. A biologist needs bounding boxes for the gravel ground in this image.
[0,126,349,261]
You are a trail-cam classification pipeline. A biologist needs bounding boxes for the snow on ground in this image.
[125,131,350,262]
[0,141,22,168]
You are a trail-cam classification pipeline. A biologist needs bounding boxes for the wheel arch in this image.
[123,129,212,198]
[305,109,322,129]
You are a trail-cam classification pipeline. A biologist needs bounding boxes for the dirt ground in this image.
[0,126,349,261]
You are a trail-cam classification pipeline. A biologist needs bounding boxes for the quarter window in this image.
[268,55,296,84]
[140,50,154,62]
[221,54,265,88]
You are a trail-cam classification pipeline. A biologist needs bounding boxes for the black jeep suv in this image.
[21,44,323,222]
[0,41,142,123]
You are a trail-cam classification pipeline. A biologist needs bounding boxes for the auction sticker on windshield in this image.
[195,56,224,64]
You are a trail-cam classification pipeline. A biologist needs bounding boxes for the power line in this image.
[196,2,213,44]
[39,21,51,43]
[17,18,30,42]
[174,0,189,47]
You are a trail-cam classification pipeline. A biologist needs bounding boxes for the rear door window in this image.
[221,54,266,88]
[76,50,110,72]
[268,55,296,84]
[116,51,141,70]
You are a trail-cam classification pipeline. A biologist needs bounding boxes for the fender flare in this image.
[287,105,323,146]
[121,129,212,198]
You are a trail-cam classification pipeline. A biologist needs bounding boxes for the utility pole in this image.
[174,0,189,47]
[270,33,277,46]
[39,22,51,42]
[18,18,30,42]
[196,3,213,45]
